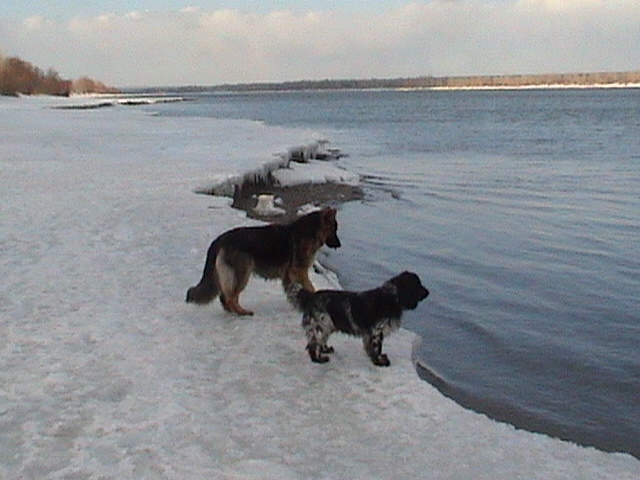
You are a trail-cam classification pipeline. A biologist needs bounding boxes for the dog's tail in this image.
[186,240,221,305]
[284,280,314,312]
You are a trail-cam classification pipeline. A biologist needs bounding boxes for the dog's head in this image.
[389,271,429,310]
[320,207,341,249]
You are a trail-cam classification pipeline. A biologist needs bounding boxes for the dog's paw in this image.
[373,354,390,367]
[219,295,232,312]
[320,345,335,354]
[311,355,330,364]
[307,344,331,364]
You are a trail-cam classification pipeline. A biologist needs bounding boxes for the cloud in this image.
[2,1,640,86]
[22,15,49,31]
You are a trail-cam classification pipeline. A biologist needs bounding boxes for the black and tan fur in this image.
[186,207,340,315]
[287,271,429,366]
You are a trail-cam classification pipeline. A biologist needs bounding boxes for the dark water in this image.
[149,88,640,458]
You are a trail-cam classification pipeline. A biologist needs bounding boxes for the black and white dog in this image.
[287,271,429,366]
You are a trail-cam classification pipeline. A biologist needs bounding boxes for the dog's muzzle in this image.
[326,234,341,249]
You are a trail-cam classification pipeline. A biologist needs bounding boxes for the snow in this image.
[1,95,639,479]
[272,159,359,187]
[253,195,286,216]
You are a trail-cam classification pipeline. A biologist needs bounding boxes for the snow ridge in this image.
[194,140,353,198]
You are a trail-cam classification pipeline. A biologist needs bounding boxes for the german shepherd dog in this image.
[186,207,341,315]
[287,271,429,366]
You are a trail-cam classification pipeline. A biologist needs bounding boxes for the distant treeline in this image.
[423,71,640,89]
[0,55,119,96]
[146,70,640,94]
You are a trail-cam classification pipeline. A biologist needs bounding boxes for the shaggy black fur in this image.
[287,271,429,366]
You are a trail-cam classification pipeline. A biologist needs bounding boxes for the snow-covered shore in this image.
[1,96,639,479]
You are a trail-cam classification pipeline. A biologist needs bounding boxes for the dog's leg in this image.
[226,296,254,316]
[216,249,254,316]
[300,272,316,293]
[219,294,232,312]
[288,267,316,292]
[225,273,254,316]
[363,330,390,367]
[229,273,254,316]
[303,313,332,363]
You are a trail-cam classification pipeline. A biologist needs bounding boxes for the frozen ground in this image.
[1,96,639,479]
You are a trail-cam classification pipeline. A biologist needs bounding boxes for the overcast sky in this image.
[2,0,640,87]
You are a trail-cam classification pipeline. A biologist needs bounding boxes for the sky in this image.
[2,0,640,87]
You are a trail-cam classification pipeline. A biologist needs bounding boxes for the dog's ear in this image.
[322,206,337,221]
[322,207,341,249]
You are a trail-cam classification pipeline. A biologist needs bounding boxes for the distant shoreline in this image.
[428,82,640,92]
[129,70,640,94]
